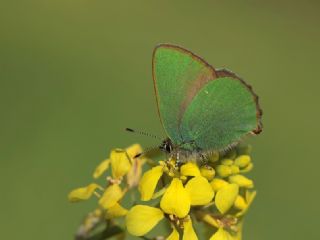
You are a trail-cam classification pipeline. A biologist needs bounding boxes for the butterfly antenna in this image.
[133,145,159,159]
[125,128,162,140]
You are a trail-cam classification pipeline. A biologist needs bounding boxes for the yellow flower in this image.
[138,165,164,201]
[125,205,164,236]
[215,184,239,214]
[99,184,123,209]
[110,149,131,179]
[180,162,201,176]
[93,159,110,179]
[70,143,258,240]
[166,216,199,240]
[160,178,191,218]
[210,228,232,240]
[93,145,143,181]
[185,176,214,205]
[105,203,128,219]
[228,174,254,188]
[68,183,103,202]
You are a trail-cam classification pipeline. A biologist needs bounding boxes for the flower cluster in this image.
[68,144,256,240]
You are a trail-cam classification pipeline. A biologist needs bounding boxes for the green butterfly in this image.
[152,44,262,160]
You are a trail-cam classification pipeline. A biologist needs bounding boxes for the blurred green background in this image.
[1,0,319,239]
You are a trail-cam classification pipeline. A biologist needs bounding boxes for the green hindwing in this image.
[180,77,259,151]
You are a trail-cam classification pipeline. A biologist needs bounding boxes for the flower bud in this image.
[200,166,215,180]
[216,165,232,178]
[228,174,254,188]
[234,155,251,168]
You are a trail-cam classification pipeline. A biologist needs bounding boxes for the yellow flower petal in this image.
[201,213,220,228]
[183,217,198,240]
[216,165,232,178]
[215,184,239,214]
[93,159,110,179]
[127,157,143,188]
[210,228,232,240]
[234,195,247,210]
[236,190,257,217]
[125,205,164,236]
[125,144,145,188]
[138,165,163,201]
[160,178,190,218]
[200,166,215,181]
[105,203,128,219]
[126,144,143,160]
[185,176,214,205]
[180,162,201,176]
[234,155,251,168]
[167,227,179,240]
[228,174,253,188]
[240,163,253,173]
[99,184,123,209]
[210,178,229,192]
[246,190,257,204]
[68,183,102,202]
[110,149,131,179]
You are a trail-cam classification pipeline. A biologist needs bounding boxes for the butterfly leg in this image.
[175,151,183,168]
[198,152,208,166]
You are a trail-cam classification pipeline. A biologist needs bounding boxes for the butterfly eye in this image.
[165,143,172,153]
[159,140,172,153]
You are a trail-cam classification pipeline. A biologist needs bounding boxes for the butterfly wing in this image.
[180,75,262,151]
[216,68,262,135]
[152,44,217,144]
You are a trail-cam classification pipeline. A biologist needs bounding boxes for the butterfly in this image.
[152,44,262,161]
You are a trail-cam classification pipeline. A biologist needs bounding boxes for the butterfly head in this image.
[159,138,173,154]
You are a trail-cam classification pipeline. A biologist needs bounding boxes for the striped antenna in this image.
[125,128,162,140]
